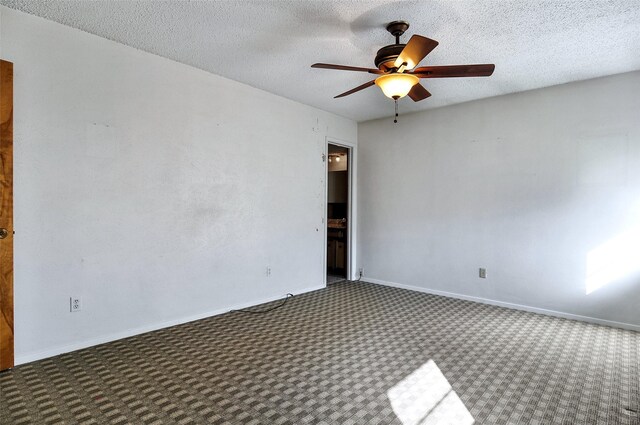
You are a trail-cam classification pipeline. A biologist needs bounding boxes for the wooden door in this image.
[0,60,14,371]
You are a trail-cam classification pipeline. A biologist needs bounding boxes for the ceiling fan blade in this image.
[408,83,432,102]
[312,63,384,74]
[394,35,439,69]
[334,80,376,98]
[411,64,495,78]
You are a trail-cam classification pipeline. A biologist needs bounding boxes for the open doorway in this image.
[326,144,350,284]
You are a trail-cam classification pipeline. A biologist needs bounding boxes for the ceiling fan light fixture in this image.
[375,73,419,99]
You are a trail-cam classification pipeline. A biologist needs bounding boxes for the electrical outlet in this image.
[479,268,487,279]
[359,267,364,278]
[70,297,81,312]
[266,266,271,277]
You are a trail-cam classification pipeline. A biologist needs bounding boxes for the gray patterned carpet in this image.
[1,281,638,424]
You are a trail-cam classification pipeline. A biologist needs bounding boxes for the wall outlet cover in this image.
[70,297,81,312]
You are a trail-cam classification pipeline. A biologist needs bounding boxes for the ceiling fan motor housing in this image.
[375,20,410,71]
[375,44,406,71]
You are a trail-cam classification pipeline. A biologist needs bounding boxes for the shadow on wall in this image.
[387,359,474,425]
[586,225,640,295]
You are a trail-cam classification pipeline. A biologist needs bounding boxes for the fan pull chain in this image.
[394,99,398,123]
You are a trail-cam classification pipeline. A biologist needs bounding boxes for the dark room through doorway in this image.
[326,144,349,284]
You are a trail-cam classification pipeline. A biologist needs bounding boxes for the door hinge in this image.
[322,153,326,162]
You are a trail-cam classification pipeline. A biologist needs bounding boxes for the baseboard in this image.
[364,277,640,332]
[15,284,325,366]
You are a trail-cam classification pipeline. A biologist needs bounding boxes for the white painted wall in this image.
[0,7,357,363]
[358,72,640,329]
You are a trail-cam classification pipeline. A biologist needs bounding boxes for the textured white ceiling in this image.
[2,1,639,122]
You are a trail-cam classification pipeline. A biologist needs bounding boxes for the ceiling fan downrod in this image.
[386,20,409,45]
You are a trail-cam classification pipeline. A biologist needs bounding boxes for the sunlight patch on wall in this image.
[586,226,640,295]
[387,360,474,425]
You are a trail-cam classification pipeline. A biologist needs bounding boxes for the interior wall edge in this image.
[14,284,325,366]
[364,278,640,332]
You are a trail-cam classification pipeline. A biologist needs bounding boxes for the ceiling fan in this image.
[311,21,495,121]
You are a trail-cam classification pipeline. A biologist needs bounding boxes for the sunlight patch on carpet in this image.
[387,359,474,425]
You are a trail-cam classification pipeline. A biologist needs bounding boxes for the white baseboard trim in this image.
[364,277,640,332]
[15,284,325,366]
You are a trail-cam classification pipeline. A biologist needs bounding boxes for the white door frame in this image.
[324,137,357,285]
